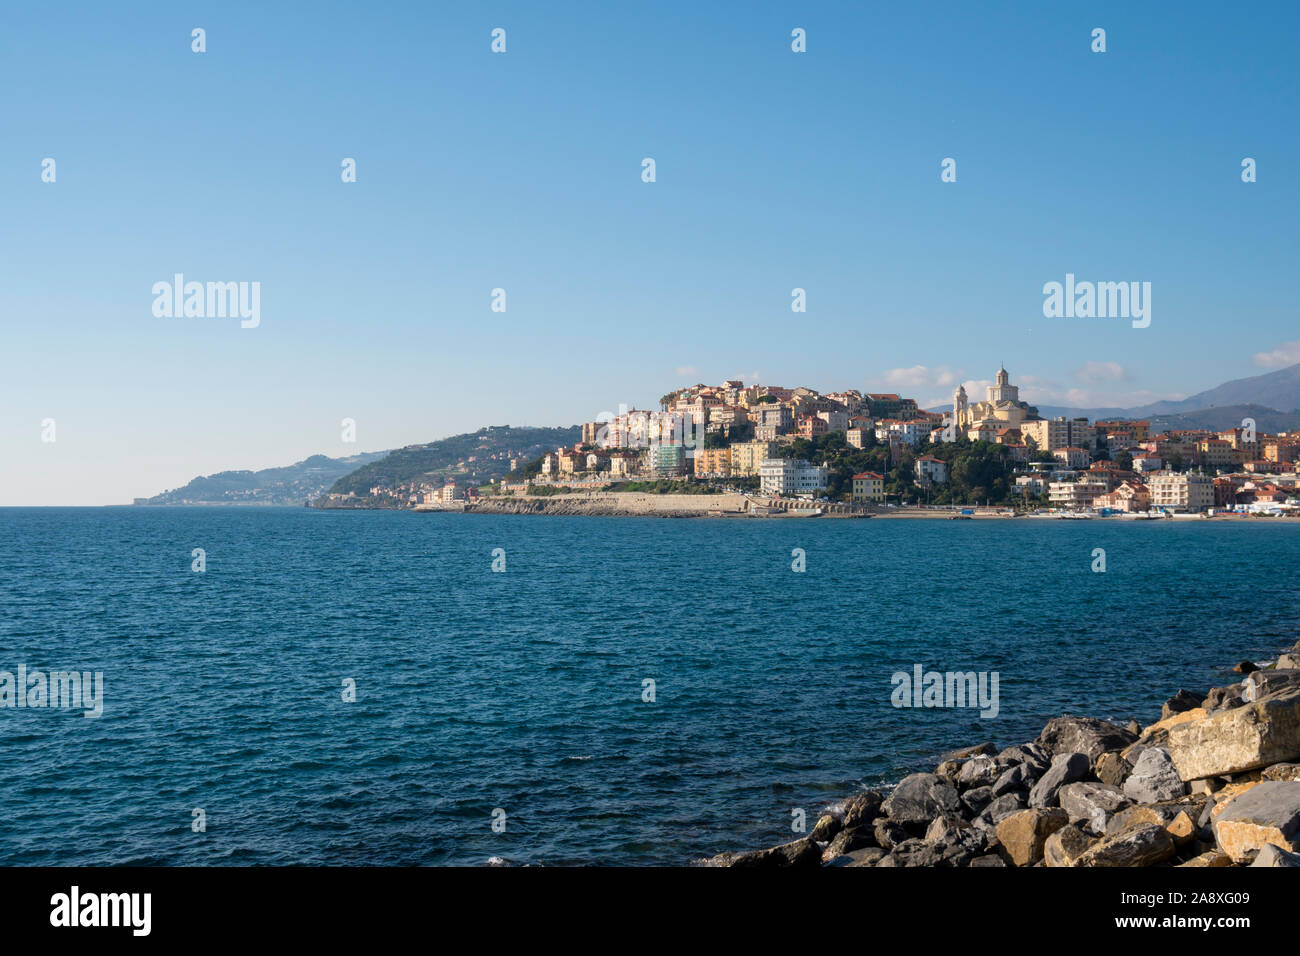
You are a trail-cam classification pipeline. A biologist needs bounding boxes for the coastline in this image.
[699,642,1300,868]
[381,491,1299,521]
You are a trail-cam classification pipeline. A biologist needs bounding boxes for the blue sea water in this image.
[1,506,1297,866]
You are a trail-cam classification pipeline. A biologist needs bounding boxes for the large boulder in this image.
[1250,843,1300,867]
[996,808,1069,866]
[1076,822,1176,867]
[998,742,1051,775]
[1028,752,1090,808]
[1095,751,1131,787]
[1162,689,1203,719]
[1178,850,1232,867]
[700,836,822,867]
[873,818,909,851]
[1212,781,1300,863]
[1123,747,1187,803]
[1243,670,1300,702]
[809,814,840,842]
[1276,654,1300,670]
[835,789,884,828]
[1039,716,1137,765]
[1263,763,1300,782]
[1058,782,1131,834]
[890,826,986,867]
[1166,687,1300,780]
[1108,797,1209,846]
[820,825,874,862]
[925,815,971,843]
[931,827,987,866]
[956,756,1001,790]
[824,846,886,867]
[1124,709,1207,760]
[934,759,963,785]
[1043,823,1096,867]
[882,773,962,825]
[991,762,1038,796]
[974,792,1028,830]
[1203,684,1244,713]
[943,742,996,760]
[961,786,995,816]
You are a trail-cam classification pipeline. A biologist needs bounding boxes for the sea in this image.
[1,506,1297,866]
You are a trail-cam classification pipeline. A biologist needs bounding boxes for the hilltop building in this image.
[952,366,1040,438]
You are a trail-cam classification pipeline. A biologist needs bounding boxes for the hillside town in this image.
[365,368,1300,517]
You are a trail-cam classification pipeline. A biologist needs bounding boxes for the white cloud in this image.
[1252,341,1300,369]
[882,365,961,388]
[674,365,699,378]
[920,378,987,409]
[1073,361,1128,384]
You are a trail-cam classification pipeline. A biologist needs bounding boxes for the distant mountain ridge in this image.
[1134,363,1300,416]
[134,451,390,505]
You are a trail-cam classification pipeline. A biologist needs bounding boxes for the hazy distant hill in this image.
[325,425,582,497]
[1136,363,1300,416]
[135,451,390,505]
[1138,404,1300,434]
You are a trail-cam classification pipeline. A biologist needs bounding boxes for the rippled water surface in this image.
[1,507,1296,865]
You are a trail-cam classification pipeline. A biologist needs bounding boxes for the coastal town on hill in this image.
[318,366,1300,518]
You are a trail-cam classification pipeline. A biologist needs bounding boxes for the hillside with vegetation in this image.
[780,430,1023,505]
[325,425,581,497]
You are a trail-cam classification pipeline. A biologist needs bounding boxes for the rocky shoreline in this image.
[700,643,1300,868]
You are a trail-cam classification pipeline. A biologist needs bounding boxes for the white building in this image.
[914,455,948,484]
[1015,475,1047,496]
[1149,472,1214,512]
[1048,479,1109,510]
[875,420,925,446]
[759,458,830,496]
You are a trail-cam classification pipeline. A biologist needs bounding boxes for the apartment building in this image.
[730,440,780,476]
[1052,446,1091,469]
[796,414,829,438]
[1022,417,1097,453]
[1048,479,1109,510]
[851,472,885,502]
[693,447,731,478]
[759,458,830,496]
[751,404,793,433]
[1149,472,1214,512]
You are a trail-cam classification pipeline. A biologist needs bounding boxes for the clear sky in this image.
[2,1,1297,505]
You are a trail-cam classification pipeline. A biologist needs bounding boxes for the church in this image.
[952,366,1040,436]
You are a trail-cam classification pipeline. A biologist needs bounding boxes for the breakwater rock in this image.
[699,641,1300,868]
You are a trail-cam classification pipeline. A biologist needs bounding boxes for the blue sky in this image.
[2,1,1297,504]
